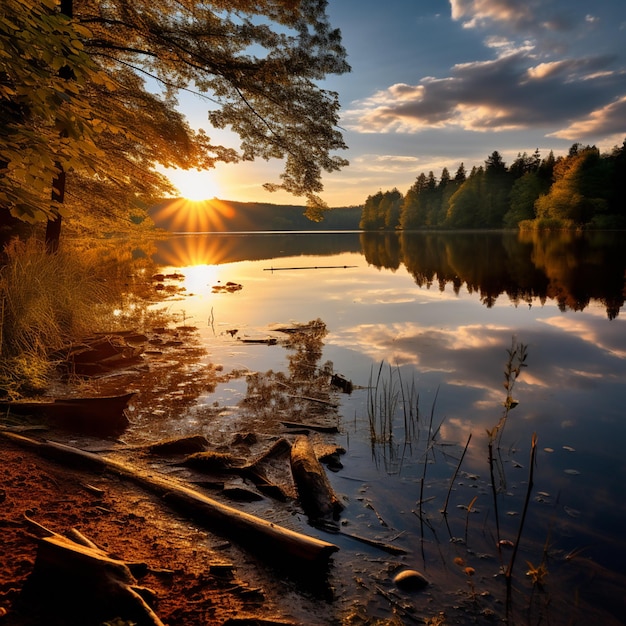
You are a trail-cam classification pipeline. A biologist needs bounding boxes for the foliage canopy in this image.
[0,0,350,231]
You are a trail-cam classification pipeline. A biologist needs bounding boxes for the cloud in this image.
[548,94,626,140]
[345,51,620,134]
[355,154,421,171]
[450,0,536,30]
[449,0,573,33]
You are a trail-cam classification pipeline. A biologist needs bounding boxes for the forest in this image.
[359,142,626,231]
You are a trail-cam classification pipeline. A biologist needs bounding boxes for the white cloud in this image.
[450,0,538,29]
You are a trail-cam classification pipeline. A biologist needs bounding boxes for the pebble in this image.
[393,569,429,591]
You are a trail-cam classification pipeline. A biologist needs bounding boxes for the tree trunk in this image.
[45,0,73,253]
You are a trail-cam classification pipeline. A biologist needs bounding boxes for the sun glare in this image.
[168,168,220,201]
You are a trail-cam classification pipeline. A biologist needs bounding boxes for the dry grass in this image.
[0,238,111,396]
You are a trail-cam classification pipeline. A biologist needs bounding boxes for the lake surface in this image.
[137,230,626,624]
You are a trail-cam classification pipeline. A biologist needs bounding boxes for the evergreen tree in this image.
[607,139,626,223]
[381,189,403,229]
[454,163,467,184]
[439,167,451,189]
[400,173,428,229]
[478,151,512,227]
[446,166,483,228]
[360,191,384,230]
[503,172,546,228]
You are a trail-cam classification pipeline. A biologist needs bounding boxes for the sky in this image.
[167,0,626,207]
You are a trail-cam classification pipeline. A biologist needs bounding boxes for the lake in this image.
[128,230,626,624]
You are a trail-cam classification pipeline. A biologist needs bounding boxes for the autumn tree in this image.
[535,145,612,226]
[1,0,350,244]
[0,0,113,229]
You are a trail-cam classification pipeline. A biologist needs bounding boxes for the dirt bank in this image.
[0,437,338,626]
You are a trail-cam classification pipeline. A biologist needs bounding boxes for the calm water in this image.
[144,230,626,624]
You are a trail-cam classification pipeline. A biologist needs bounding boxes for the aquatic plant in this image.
[366,362,424,473]
[486,337,528,544]
[492,336,528,448]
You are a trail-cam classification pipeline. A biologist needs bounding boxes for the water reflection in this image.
[152,230,626,318]
[141,230,626,624]
[153,232,362,267]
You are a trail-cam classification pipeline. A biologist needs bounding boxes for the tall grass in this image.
[0,238,111,396]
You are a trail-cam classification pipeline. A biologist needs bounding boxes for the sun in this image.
[166,168,221,201]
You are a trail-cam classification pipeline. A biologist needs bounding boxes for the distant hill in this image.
[148,198,362,232]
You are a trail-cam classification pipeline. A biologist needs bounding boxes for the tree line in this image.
[360,142,626,231]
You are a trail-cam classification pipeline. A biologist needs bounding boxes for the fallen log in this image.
[237,337,278,345]
[0,430,338,568]
[290,435,344,525]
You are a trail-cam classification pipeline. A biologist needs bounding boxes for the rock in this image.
[393,569,429,591]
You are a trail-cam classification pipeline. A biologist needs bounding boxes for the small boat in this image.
[0,392,135,435]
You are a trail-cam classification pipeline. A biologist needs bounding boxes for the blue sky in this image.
[168,0,626,207]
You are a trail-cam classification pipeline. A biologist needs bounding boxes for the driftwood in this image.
[338,531,408,556]
[20,517,163,626]
[181,439,293,502]
[182,450,247,471]
[0,430,339,568]
[263,265,357,272]
[240,437,294,501]
[146,434,209,455]
[290,435,344,524]
[238,337,278,345]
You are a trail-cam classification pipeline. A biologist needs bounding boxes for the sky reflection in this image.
[149,232,626,617]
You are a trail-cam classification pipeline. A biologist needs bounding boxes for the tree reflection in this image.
[361,231,626,318]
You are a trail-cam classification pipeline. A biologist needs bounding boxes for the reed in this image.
[506,432,538,583]
[487,337,529,546]
[441,432,472,516]
[366,362,423,470]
